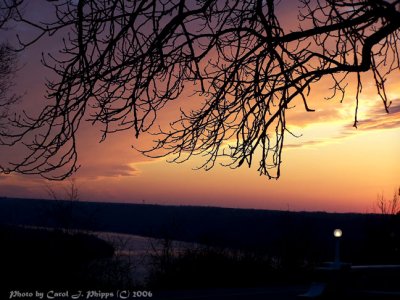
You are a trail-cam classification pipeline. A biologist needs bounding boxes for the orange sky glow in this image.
[0,2,399,213]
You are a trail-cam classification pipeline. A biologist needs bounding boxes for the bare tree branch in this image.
[376,186,400,215]
[0,0,21,132]
[1,0,399,179]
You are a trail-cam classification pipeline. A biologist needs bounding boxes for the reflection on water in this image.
[94,231,198,284]
[18,226,197,285]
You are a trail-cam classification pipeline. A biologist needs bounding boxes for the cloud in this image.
[285,140,330,149]
[285,99,400,150]
[76,163,139,179]
[345,99,400,131]
[286,102,344,127]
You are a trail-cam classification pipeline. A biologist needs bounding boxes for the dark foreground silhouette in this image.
[0,197,399,299]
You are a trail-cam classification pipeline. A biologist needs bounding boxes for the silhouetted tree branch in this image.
[376,187,400,215]
[0,0,399,179]
[0,0,21,131]
[0,0,20,29]
[0,44,18,128]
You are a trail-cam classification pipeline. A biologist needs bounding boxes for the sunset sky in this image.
[0,1,399,213]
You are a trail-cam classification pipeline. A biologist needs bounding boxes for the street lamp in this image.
[333,229,342,268]
[333,229,342,238]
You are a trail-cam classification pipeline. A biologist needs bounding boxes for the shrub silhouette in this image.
[0,225,116,294]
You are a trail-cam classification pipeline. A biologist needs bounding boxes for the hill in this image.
[0,197,399,264]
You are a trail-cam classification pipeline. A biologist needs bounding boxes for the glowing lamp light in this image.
[333,229,342,238]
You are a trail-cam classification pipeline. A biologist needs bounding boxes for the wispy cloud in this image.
[287,102,344,127]
[351,99,400,131]
[77,163,139,179]
[285,99,400,149]
[285,139,331,149]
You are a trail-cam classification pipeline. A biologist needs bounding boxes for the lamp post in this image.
[333,229,342,268]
